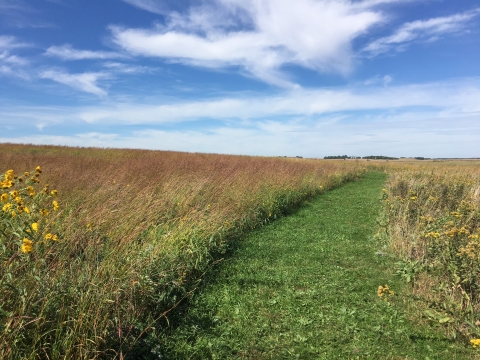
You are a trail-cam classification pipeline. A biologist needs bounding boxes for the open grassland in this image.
[162,172,472,359]
[377,162,480,344]
[0,144,365,359]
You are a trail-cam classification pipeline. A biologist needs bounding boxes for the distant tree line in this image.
[324,155,399,160]
[363,155,399,160]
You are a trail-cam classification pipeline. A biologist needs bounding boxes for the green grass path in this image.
[161,172,472,359]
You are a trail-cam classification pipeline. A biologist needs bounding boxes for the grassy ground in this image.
[160,172,474,359]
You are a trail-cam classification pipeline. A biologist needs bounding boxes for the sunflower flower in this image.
[21,238,33,253]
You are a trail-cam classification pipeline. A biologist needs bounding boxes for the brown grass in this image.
[0,143,365,359]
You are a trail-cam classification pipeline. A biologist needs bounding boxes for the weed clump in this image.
[379,164,480,341]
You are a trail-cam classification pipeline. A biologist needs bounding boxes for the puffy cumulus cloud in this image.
[45,44,125,61]
[113,0,384,87]
[363,9,480,55]
[39,70,109,97]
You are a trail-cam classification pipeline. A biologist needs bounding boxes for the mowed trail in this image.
[161,172,472,359]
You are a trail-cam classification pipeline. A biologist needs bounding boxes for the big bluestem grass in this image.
[0,144,365,359]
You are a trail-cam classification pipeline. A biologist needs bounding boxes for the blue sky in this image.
[0,0,479,158]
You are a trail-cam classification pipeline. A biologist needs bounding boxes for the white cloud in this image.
[0,35,29,49]
[0,51,28,66]
[74,78,480,125]
[112,0,383,87]
[0,37,30,79]
[1,110,478,158]
[1,77,479,157]
[364,74,393,86]
[45,44,124,60]
[363,9,480,55]
[39,70,109,97]
[122,0,168,14]
[102,62,155,74]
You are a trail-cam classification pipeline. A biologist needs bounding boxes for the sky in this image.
[0,0,479,158]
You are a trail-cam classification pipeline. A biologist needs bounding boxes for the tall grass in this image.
[0,144,365,359]
[378,163,480,340]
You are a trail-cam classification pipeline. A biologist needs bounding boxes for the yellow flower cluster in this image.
[0,169,15,189]
[22,238,33,253]
[471,339,480,348]
[424,231,440,239]
[0,167,60,255]
[377,284,394,301]
[457,237,480,260]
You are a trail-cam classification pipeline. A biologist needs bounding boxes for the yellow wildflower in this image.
[50,190,58,196]
[24,172,29,176]
[471,339,480,348]
[11,211,16,217]
[2,203,12,212]
[10,190,18,198]
[35,166,41,172]
[41,209,49,216]
[24,207,30,214]
[52,235,58,241]
[21,238,33,253]
[52,200,59,211]
[27,186,35,197]
[1,193,8,203]
[14,196,23,205]
[31,223,38,232]
[45,233,52,240]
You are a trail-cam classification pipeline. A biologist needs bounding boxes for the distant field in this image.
[0,144,364,359]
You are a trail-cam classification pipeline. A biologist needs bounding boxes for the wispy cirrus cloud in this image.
[0,35,30,49]
[0,111,478,158]
[0,0,55,28]
[1,77,479,157]
[74,78,480,125]
[113,0,384,87]
[0,35,30,79]
[45,44,124,60]
[363,9,480,56]
[102,62,155,74]
[39,69,109,97]
[121,0,195,15]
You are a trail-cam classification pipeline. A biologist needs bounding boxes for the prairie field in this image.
[2,144,480,359]
[0,144,364,359]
